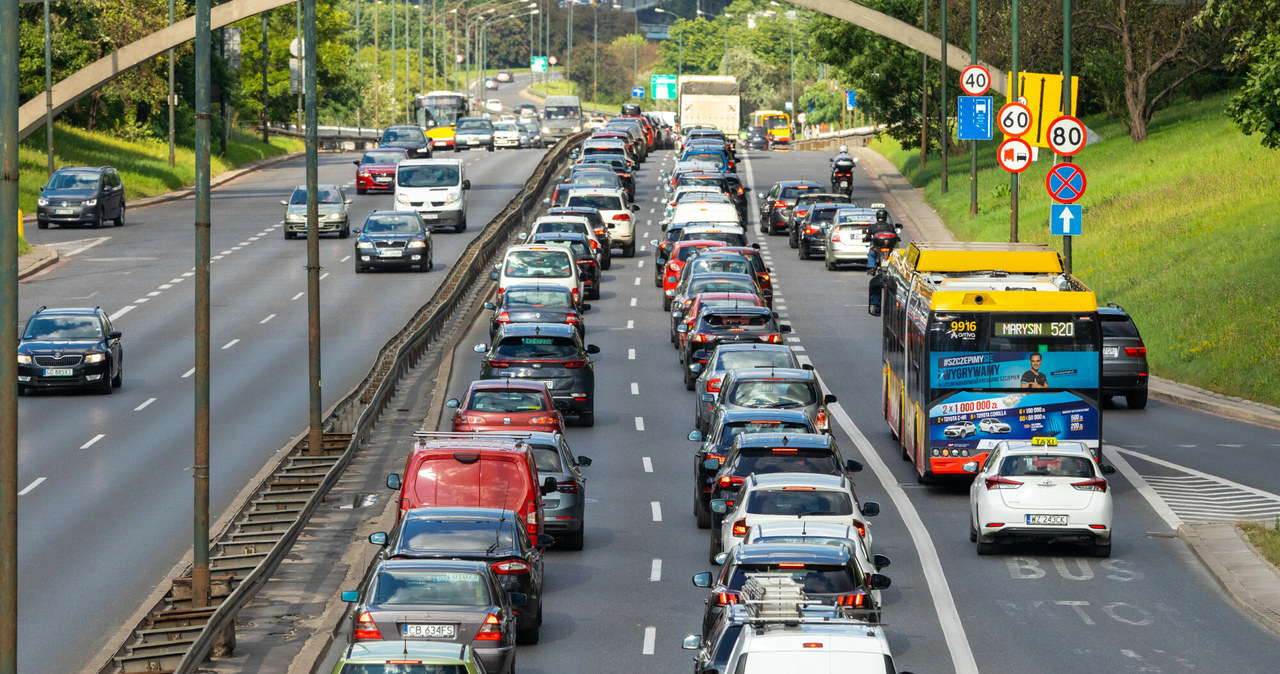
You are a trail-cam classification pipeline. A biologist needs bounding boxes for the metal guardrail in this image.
[100,132,587,674]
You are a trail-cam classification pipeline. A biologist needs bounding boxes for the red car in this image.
[661,239,727,309]
[447,379,565,434]
[353,147,408,194]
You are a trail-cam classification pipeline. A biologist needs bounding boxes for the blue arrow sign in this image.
[846,90,857,108]
[631,87,645,98]
[1050,203,1082,236]
[957,96,993,141]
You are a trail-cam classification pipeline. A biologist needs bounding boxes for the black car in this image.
[1100,304,1150,409]
[379,125,432,158]
[722,172,751,221]
[36,166,126,229]
[485,284,586,339]
[687,409,818,529]
[528,233,601,300]
[18,306,123,395]
[758,180,824,235]
[475,323,600,426]
[795,202,847,259]
[455,117,496,152]
[353,211,433,273]
[369,506,550,644]
[706,433,861,530]
[679,306,791,376]
[788,193,852,248]
[745,125,770,150]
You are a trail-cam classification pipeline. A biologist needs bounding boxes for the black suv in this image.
[18,306,123,394]
[353,211,432,273]
[1100,304,1149,409]
[757,180,823,235]
[378,125,432,158]
[475,324,600,426]
[37,166,126,229]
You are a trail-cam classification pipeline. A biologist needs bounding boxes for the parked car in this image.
[36,165,126,229]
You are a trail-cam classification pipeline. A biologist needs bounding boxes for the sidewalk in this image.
[1180,524,1280,638]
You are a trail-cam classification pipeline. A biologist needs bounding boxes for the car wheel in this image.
[115,203,126,227]
[976,537,996,555]
[623,241,636,258]
[695,493,712,529]
[789,231,799,249]
[37,220,48,230]
[1092,539,1112,558]
[516,621,540,645]
[708,531,723,563]
[578,410,594,427]
[825,256,836,271]
[684,369,695,391]
[99,373,113,395]
[588,286,600,300]
[112,358,123,388]
[562,527,584,551]
[601,252,612,270]
[503,648,518,674]
[453,147,461,153]
[284,230,295,240]
[91,207,103,228]
[338,222,350,239]
[1126,390,1148,409]
[487,145,495,152]
[354,261,365,274]
[356,186,366,195]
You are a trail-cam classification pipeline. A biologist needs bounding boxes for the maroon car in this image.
[353,147,408,194]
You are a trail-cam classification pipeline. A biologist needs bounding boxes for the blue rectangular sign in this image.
[957,96,993,141]
[846,90,857,108]
[631,87,645,98]
[930,351,1099,390]
[1050,203,1082,236]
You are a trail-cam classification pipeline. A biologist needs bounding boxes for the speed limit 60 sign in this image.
[1047,115,1086,156]
[960,65,990,96]
[997,102,1033,138]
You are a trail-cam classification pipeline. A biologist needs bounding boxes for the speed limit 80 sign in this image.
[1047,115,1087,156]
[960,65,990,96]
[997,102,1033,138]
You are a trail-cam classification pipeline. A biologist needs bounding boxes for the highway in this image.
[396,146,1280,672]
[14,70,549,673]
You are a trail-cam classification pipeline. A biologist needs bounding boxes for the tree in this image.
[1210,0,1280,149]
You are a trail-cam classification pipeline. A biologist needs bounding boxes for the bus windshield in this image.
[415,93,467,128]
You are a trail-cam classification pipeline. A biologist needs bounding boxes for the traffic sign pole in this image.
[1010,0,1020,243]
[1062,0,1074,273]
[966,13,982,218]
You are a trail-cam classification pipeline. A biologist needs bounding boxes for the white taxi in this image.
[711,472,878,560]
[965,437,1115,557]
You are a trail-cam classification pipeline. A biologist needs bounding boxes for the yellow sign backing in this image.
[1004,72,1080,149]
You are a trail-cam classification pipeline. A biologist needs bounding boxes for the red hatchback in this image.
[353,147,408,194]
[448,380,565,434]
[661,239,727,309]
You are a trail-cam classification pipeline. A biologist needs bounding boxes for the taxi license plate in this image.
[380,249,403,258]
[1103,346,1119,357]
[44,368,74,377]
[402,623,455,639]
[1026,514,1068,526]
[53,208,73,215]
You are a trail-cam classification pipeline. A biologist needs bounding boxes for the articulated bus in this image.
[749,110,791,144]
[868,242,1102,482]
[412,91,469,151]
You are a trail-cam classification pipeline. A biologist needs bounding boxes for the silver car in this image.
[523,431,592,550]
[691,344,806,433]
[281,184,351,239]
[824,207,878,270]
[704,367,838,435]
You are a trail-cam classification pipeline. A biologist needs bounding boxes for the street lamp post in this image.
[721,13,732,77]
[592,2,599,105]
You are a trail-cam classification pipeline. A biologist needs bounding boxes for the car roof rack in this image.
[412,431,533,439]
[737,575,883,629]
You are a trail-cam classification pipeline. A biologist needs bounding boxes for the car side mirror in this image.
[445,398,460,408]
[352,160,361,166]
[483,302,496,310]
[870,573,892,590]
[538,534,556,547]
[802,363,815,371]
[961,461,979,473]
[386,473,401,490]
[676,324,689,333]
[108,330,123,340]
[580,303,591,312]
[665,289,676,298]
[780,325,792,333]
[508,592,528,606]
[861,501,880,517]
[692,572,712,588]
[541,476,558,495]
[631,204,640,212]
[345,199,353,205]
[279,200,288,205]
[710,500,728,514]
[463,179,471,190]
[873,554,891,571]
[688,430,704,442]
[341,590,359,602]
[649,239,660,247]
[824,394,838,405]
[473,344,487,352]
[845,459,863,473]
[1100,464,1117,475]
[713,552,728,565]
[703,458,720,471]
[681,635,702,650]
[751,243,760,249]
[489,271,500,281]
[755,193,764,199]
[368,532,387,546]
[576,455,592,467]
[542,197,551,205]
[586,344,600,354]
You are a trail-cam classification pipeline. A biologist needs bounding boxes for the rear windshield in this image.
[675,243,723,262]
[696,298,762,315]
[400,519,518,553]
[730,449,839,476]
[567,194,623,211]
[780,186,819,200]
[809,209,840,225]
[690,258,750,275]
[677,175,727,189]
[373,569,491,606]
[494,336,579,359]
[714,351,794,371]
[739,653,891,674]
[505,289,572,309]
[744,489,854,516]
[413,457,530,509]
[690,278,755,295]
[726,564,856,594]
[702,313,770,328]
[397,164,459,188]
[1101,315,1140,338]
[534,221,588,236]
[571,174,619,187]
[504,250,573,278]
[684,153,726,169]
[468,390,547,412]
[339,665,465,674]
[998,454,1095,478]
[530,445,564,473]
[719,421,812,445]
[728,380,818,407]
[382,128,426,143]
[683,231,746,246]
[752,535,852,549]
[457,119,491,131]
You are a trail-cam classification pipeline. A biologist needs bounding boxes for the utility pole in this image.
[1010,0,1019,242]
[2,0,21,669]
[920,0,928,170]
[375,2,381,128]
[44,0,54,175]
[592,2,598,104]
[969,0,977,217]
[567,1,573,94]
[262,12,269,143]
[1062,0,1073,273]
[305,0,323,458]
[940,0,947,193]
[192,0,213,611]
[296,1,302,132]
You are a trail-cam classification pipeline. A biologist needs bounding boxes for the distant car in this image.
[493,121,522,149]
[515,102,539,120]
[496,70,513,83]
[1100,303,1149,409]
[745,125,770,150]
[454,116,495,152]
[978,418,1012,434]
[353,210,432,273]
[944,421,977,438]
[281,184,351,239]
[378,125,432,158]
[483,76,499,90]
[37,165,127,229]
[584,114,608,130]
[519,121,543,148]
[18,306,122,395]
[352,147,407,194]
[758,180,824,235]
[485,98,504,113]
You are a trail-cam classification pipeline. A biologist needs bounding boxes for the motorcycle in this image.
[868,229,901,269]
[831,158,856,195]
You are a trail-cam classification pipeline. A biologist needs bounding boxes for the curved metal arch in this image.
[18,0,297,142]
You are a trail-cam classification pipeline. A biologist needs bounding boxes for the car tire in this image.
[354,261,366,274]
[562,527,584,551]
[578,410,594,427]
[684,369,695,391]
[453,147,461,153]
[789,231,799,249]
[708,531,723,563]
[695,494,712,529]
[16,385,27,397]
[602,251,612,270]
[487,145,495,152]
[825,257,836,271]
[112,359,123,388]
[284,230,296,240]
[1126,390,1148,409]
[37,220,48,230]
[455,216,467,233]
[115,203,126,227]
[623,241,636,258]
[976,537,996,555]
[91,207,103,228]
[516,622,540,645]
[339,222,350,239]
[99,373,113,395]
[1092,540,1112,558]
[662,296,671,312]
[588,286,600,300]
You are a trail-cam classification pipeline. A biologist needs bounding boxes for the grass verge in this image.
[1239,522,1280,569]
[871,95,1280,407]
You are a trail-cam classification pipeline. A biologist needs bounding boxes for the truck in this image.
[677,75,741,137]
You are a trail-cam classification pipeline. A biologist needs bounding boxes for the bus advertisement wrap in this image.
[930,351,1098,390]
[929,391,1099,449]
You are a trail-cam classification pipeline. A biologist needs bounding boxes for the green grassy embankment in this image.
[871,95,1280,407]
[1239,522,1280,568]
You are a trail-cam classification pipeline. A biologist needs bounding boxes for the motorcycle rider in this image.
[830,144,856,193]
[830,144,854,167]
[864,208,899,269]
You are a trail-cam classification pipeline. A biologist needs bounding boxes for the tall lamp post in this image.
[721,13,733,76]
[592,2,599,104]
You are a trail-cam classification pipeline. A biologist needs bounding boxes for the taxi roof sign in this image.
[1030,437,1058,446]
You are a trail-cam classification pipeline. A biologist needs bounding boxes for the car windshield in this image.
[728,380,817,407]
[727,564,856,594]
[361,150,405,164]
[683,231,746,246]
[372,569,491,606]
[570,174,618,187]
[468,390,547,412]
[690,258,750,275]
[400,520,517,553]
[780,186,819,200]
[998,454,1095,478]
[504,250,573,278]
[675,244,722,262]
[720,421,811,445]
[494,122,518,132]
[745,489,854,516]
[457,119,490,131]
[23,315,101,340]
[534,221,589,236]
[362,215,422,233]
[731,449,840,475]
[566,195,623,211]
[752,535,852,549]
[713,351,795,372]
[338,665,466,674]
[702,313,769,328]
[46,171,100,190]
[530,445,565,473]
[397,164,459,188]
[505,289,573,309]
[382,128,426,143]
[290,187,342,204]
[684,153,725,169]
[493,336,580,359]
[582,159,624,170]
[545,106,579,119]
[689,278,755,295]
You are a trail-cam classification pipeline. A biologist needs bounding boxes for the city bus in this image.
[867,242,1103,482]
[412,91,469,151]
[749,110,791,144]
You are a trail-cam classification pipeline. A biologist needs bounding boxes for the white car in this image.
[743,521,890,607]
[704,619,906,674]
[978,417,1012,434]
[393,159,470,233]
[492,121,521,148]
[711,472,878,560]
[944,420,976,438]
[562,188,640,257]
[965,438,1116,557]
[484,98,503,113]
[665,187,732,220]
[491,243,583,307]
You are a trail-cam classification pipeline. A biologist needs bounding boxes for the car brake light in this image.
[580,258,597,266]
[772,447,797,454]
[572,287,580,303]
[495,311,510,324]
[557,479,579,494]
[774,200,787,208]
[758,273,770,282]
[761,334,783,344]
[1071,477,1108,492]
[491,559,531,574]
[714,591,738,606]
[487,360,510,368]
[718,475,744,487]
[528,415,559,425]
[1125,344,1147,357]
[353,611,383,640]
[804,225,819,235]
[776,562,806,569]
[831,232,842,242]
[836,590,869,608]
[692,333,710,342]
[612,213,630,221]
[593,227,606,237]
[565,312,580,325]
[460,415,487,425]
[708,453,726,464]
[985,475,1024,490]
[560,359,586,369]
[816,409,828,429]
[852,519,866,537]
[668,261,680,272]
[706,378,721,392]
[731,519,748,537]
[473,612,504,641]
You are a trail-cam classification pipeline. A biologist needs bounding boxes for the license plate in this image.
[44,368,73,377]
[1103,346,1118,357]
[402,623,456,639]
[1026,514,1068,526]
[380,249,403,257]
[434,140,449,147]
[53,209,73,215]
[422,212,439,220]
[374,176,392,182]
[538,380,558,390]
[468,139,480,145]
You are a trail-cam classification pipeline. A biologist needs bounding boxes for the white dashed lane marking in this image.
[222,339,240,350]
[81,434,105,449]
[635,416,645,431]
[291,292,304,301]
[134,398,156,411]
[18,478,45,496]
[642,456,653,472]
[642,626,656,654]
[649,559,662,581]
[260,314,276,324]
[628,348,636,360]
[182,368,195,378]
[631,382,639,395]
[650,501,662,521]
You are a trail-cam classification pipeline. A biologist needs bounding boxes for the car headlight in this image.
[37,198,48,207]
[572,126,582,132]
[407,240,426,249]
[542,126,551,133]
[445,193,459,204]
[328,212,343,220]
[84,353,106,364]
[83,199,98,207]
[287,212,304,221]
[17,354,31,365]
[357,241,376,250]
[395,194,411,204]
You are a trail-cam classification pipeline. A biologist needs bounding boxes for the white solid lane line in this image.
[642,456,653,473]
[222,339,240,350]
[134,398,156,412]
[1104,446,1182,531]
[260,314,276,324]
[650,501,662,522]
[649,559,662,581]
[18,477,46,496]
[81,434,105,449]
[642,626,656,655]
[635,416,645,431]
[109,305,136,321]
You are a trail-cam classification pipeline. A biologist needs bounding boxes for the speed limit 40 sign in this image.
[997,102,1033,138]
[960,65,990,96]
[1047,115,1086,156]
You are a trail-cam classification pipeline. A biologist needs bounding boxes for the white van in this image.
[492,243,583,306]
[394,158,471,232]
[669,201,741,228]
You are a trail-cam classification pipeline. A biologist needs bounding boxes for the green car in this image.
[330,641,487,673]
